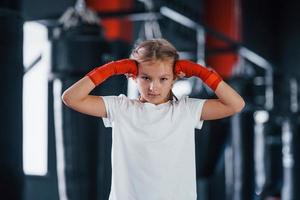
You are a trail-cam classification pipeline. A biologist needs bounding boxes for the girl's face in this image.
[135,59,176,105]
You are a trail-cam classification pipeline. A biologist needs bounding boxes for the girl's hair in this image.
[130,38,179,63]
[130,38,179,101]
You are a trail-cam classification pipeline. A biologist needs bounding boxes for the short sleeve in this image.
[101,94,127,128]
[186,97,207,129]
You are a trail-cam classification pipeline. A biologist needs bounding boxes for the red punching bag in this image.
[86,0,134,43]
[204,0,242,79]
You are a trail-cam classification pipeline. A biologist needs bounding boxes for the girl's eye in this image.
[161,78,168,81]
[142,76,150,80]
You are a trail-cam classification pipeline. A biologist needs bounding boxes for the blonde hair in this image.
[130,38,179,101]
[130,38,179,63]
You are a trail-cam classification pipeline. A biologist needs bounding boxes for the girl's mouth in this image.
[148,93,159,97]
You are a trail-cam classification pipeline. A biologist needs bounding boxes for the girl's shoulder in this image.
[174,95,207,111]
[114,94,141,107]
[176,95,197,104]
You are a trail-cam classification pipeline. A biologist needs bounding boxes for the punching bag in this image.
[50,16,131,199]
[50,23,110,200]
[204,0,242,79]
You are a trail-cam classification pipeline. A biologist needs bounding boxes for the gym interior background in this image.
[1,0,300,199]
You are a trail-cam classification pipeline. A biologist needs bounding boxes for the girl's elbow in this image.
[61,92,73,107]
[234,99,246,113]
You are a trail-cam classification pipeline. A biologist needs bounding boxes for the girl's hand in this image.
[86,58,138,86]
[114,59,138,77]
[175,60,204,78]
[175,59,222,91]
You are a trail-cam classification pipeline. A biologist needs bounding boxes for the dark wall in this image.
[280,0,300,78]
[0,2,24,200]
[241,0,282,67]
[242,0,300,79]
[21,0,75,20]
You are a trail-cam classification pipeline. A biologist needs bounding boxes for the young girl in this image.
[62,39,245,200]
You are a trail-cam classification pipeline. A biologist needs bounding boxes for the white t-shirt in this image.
[102,94,206,200]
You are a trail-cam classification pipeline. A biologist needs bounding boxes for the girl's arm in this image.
[175,60,245,120]
[201,81,245,120]
[61,59,137,118]
[62,76,107,117]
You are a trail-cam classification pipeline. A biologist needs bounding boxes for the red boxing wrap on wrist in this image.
[86,59,138,86]
[175,60,222,91]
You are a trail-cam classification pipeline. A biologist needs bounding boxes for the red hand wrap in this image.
[175,60,222,91]
[86,59,138,86]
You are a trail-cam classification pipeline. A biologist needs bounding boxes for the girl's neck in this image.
[138,92,173,104]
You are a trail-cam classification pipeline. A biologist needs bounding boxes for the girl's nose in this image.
[149,81,159,91]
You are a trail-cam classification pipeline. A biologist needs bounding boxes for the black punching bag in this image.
[0,6,24,200]
[50,20,129,199]
[50,23,108,200]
